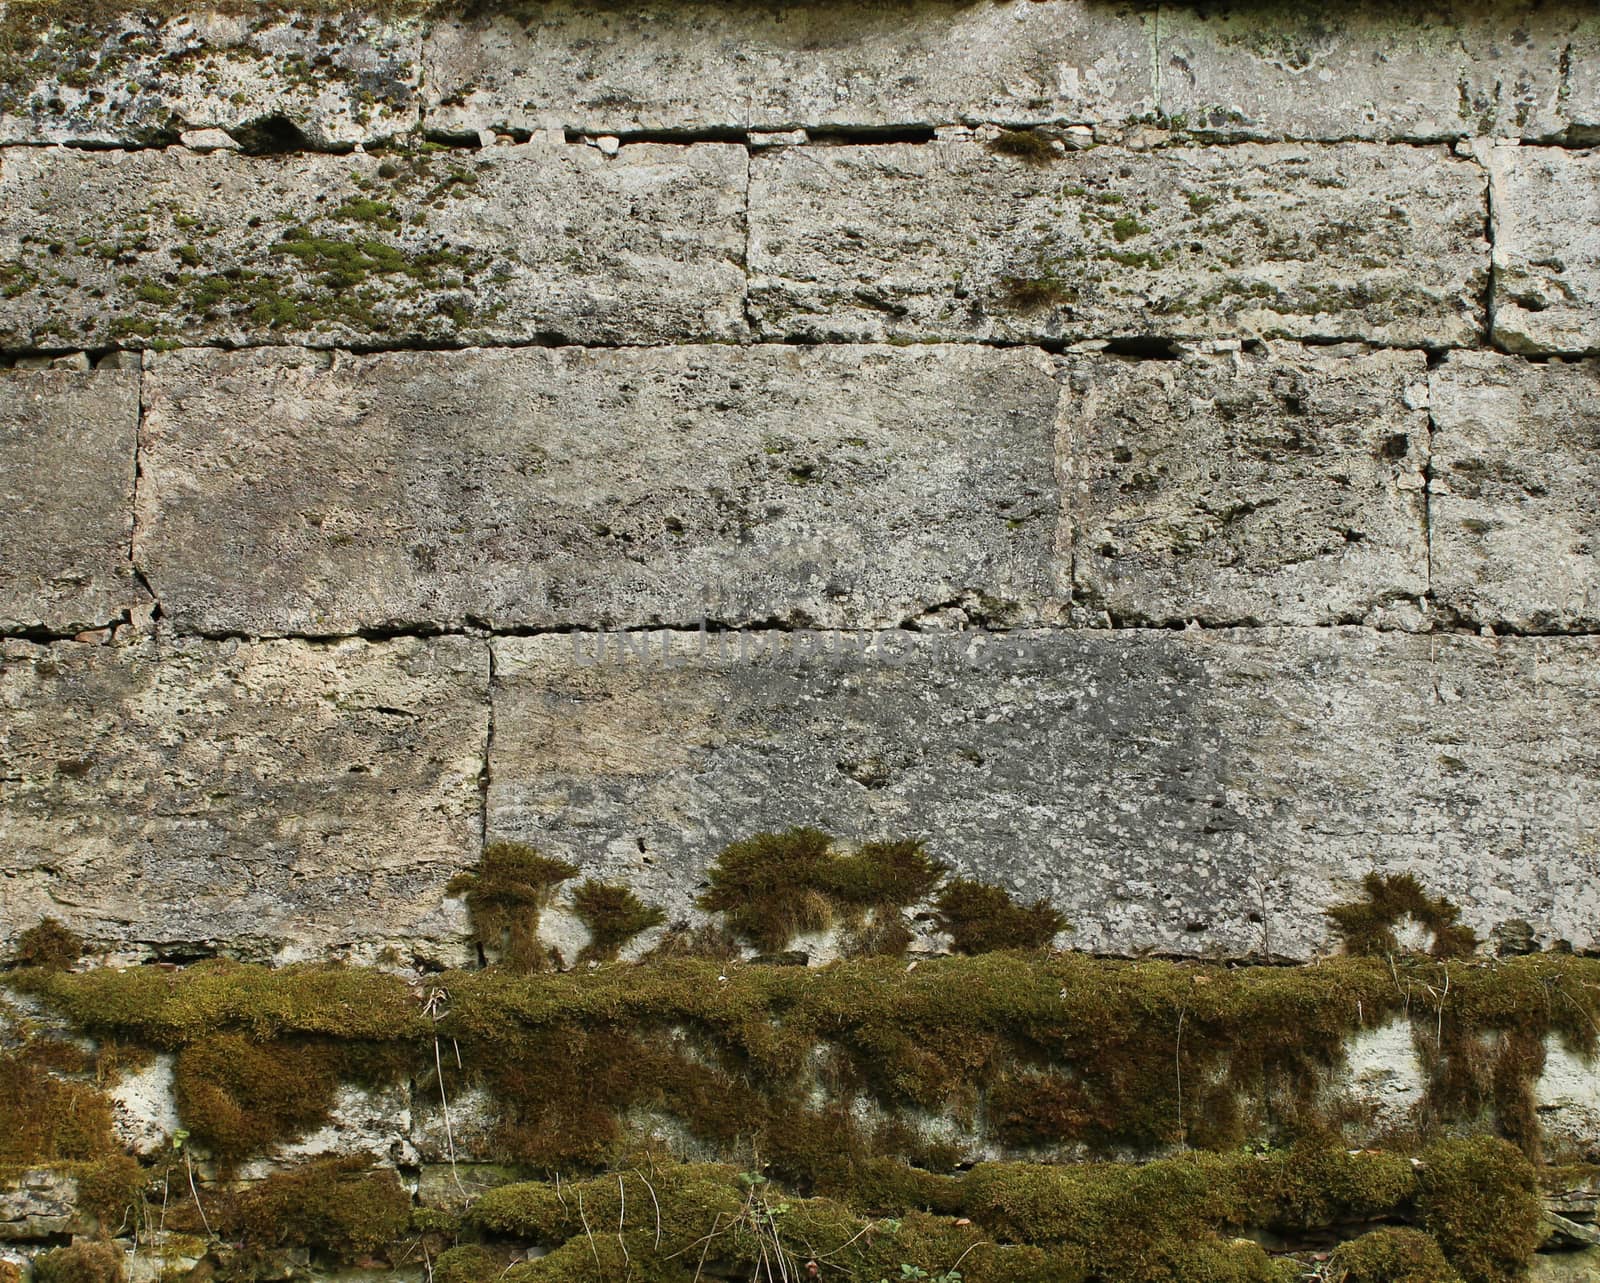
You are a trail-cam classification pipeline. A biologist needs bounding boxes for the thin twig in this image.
[1174,1000,1189,1147]
[635,1169,663,1250]
[184,1148,213,1240]
[617,1174,630,1272]
[577,1190,600,1275]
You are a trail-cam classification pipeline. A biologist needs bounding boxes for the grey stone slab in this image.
[0,7,422,147]
[0,141,747,350]
[0,367,143,633]
[0,635,488,962]
[747,140,1487,346]
[488,628,1600,961]
[1490,144,1600,355]
[137,344,1063,636]
[1063,344,1431,627]
[421,0,1155,136]
[1429,351,1600,631]
[1157,1,1600,143]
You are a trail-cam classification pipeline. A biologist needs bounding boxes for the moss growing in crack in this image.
[933,880,1064,954]
[1416,1136,1541,1283]
[570,880,666,963]
[449,841,579,972]
[1325,1228,1460,1283]
[987,129,1060,165]
[1328,874,1479,960]
[76,1154,146,1234]
[11,918,85,970]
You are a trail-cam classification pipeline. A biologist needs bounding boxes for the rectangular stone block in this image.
[1490,145,1600,354]
[488,628,1600,961]
[0,7,422,147]
[1062,344,1430,627]
[748,141,1487,346]
[137,344,1063,636]
[421,0,1155,136]
[0,635,488,961]
[0,367,143,633]
[1429,351,1600,631]
[0,141,747,350]
[1157,1,1598,143]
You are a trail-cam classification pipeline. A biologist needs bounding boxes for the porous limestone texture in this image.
[420,0,1156,136]
[135,344,1063,636]
[0,7,423,147]
[0,635,487,961]
[0,366,143,634]
[1061,344,1430,627]
[747,141,1487,346]
[487,628,1600,961]
[1429,352,1600,632]
[1156,2,1600,143]
[0,141,747,350]
[1490,145,1600,355]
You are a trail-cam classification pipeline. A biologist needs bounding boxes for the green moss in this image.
[432,1245,507,1283]
[570,880,666,963]
[11,918,84,970]
[32,1242,124,1283]
[173,1033,344,1162]
[1416,1136,1541,1283]
[1328,874,1479,960]
[448,841,579,972]
[1111,216,1149,242]
[224,1156,412,1259]
[999,270,1076,312]
[698,827,837,952]
[933,881,1064,954]
[76,1154,147,1233]
[1325,1228,1461,1283]
[0,1042,118,1164]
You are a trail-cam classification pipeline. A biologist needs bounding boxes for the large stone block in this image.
[0,366,143,633]
[0,141,747,350]
[1429,351,1600,631]
[748,141,1487,346]
[1490,145,1600,354]
[137,344,1063,636]
[0,635,488,961]
[421,0,1155,136]
[1157,2,1600,143]
[0,7,422,147]
[1062,344,1430,627]
[488,628,1600,960]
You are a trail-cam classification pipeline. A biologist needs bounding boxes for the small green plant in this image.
[881,1266,963,1283]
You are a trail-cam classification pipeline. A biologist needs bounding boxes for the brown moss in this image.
[447,842,579,972]
[1328,874,1479,960]
[432,1245,507,1283]
[987,128,1061,164]
[223,1156,412,1260]
[11,919,85,971]
[1325,1228,1461,1283]
[569,880,666,963]
[697,827,837,953]
[173,1033,343,1163]
[1416,1136,1542,1283]
[76,1154,147,1234]
[933,880,1065,954]
[31,1244,124,1283]
[0,1043,118,1164]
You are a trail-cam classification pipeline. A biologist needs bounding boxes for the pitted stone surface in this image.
[421,0,1155,136]
[137,344,1062,636]
[1062,344,1430,626]
[0,367,143,634]
[1490,145,1600,354]
[748,141,1487,346]
[0,635,487,960]
[487,628,1600,961]
[1429,351,1600,631]
[0,7,422,147]
[1157,2,1599,143]
[0,142,747,350]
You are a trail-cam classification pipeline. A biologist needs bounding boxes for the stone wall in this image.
[2,0,1599,972]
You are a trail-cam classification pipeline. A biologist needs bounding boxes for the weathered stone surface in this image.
[1490,145,1600,354]
[489,628,1600,960]
[0,142,746,350]
[1062,344,1430,627]
[0,1170,77,1242]
[137,344,1062,636]
[0,635,487,961]
[0,367,143,633]
[748,141,1487,345]
[0,7,422,147]
[421,0,1154,136]
[1157,2,1600,143]
[1430,352,1600,632]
